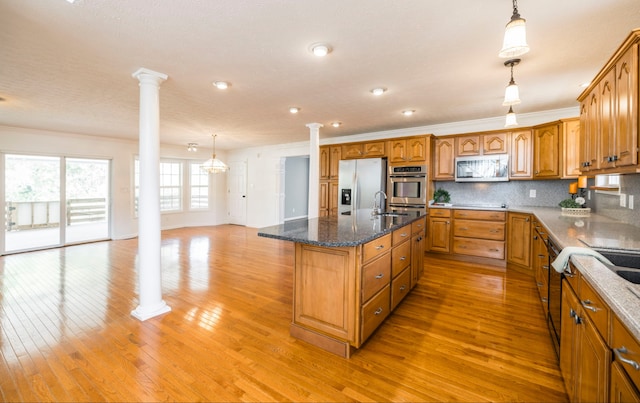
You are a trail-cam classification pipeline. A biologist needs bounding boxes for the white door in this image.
[227,160,247,225]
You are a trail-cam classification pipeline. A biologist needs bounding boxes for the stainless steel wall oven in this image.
[387,165,427,212]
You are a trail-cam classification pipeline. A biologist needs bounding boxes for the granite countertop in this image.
[512,206,640,341]
[257,209,425,247]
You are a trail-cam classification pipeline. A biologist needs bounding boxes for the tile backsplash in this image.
[433,174,640,228]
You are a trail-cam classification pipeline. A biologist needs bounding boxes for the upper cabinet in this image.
[577,29,640,174]
[432,137,455,180]
[456,132,508,157]
[533,122,562,179]
[562,118,581,178]
[509,129,533,179]
[388,136,429,164]
[341,141,386,159]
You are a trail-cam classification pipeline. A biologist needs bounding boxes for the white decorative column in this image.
[131,68,171,321]
[306,123,323,219]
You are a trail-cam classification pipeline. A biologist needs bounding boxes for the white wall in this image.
[0,125,228,240]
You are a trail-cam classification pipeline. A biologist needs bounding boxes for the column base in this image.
[131,301,171,321]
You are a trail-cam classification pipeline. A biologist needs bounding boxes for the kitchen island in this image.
[258,209,427,357]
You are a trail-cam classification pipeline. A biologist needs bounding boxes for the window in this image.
[160,161,182,211]
[190,162,209,209]
[134,158,209,214]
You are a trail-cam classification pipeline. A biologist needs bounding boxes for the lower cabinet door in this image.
[452,237,505,259]
[361,285,390,341]
[391,268,411,310]
[610,361,640,403]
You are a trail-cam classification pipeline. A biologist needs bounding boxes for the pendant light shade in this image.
[200,134,229,174]
[499,0,529,58]
[502,59,521,106]
[505,106,518,127]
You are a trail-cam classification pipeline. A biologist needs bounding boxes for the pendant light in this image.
[505,106,518,127]
[499,0,529,58]
[200,134,229,174]
[503,59,521,106]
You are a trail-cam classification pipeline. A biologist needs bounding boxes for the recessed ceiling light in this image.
[213,81,230,90]
[310,43,332,57]
[331,122,342,128]
[289,107,301,114]
[371,88,387,96]
[401,110,415,116]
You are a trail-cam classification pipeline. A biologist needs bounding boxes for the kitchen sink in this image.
[595,249,640,284]
[617,270,640,284]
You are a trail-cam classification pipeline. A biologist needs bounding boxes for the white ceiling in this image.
[1,0,639,151]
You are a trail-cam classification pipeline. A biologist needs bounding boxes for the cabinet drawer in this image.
[429,208,451,218]
[453,238,505,259]
[453,219,505,240]
[580,278,610,344]
[362,285,390,341]
[362,253,391,302]
[612,315,640,392]
[412,217,426,234]
[363,234,391,263]
[392,224,412,246]
[391,268,411,310]
[453,210,506,221]
[391,240,411,278]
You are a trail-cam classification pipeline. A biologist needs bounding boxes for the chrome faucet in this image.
[372,191,387,215]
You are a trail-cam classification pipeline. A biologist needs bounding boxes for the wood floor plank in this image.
[0,225,568,402]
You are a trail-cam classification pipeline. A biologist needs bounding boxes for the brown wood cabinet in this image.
[456,132,508,157]
[533,121,562,179]
[531,220,549,314]
[578,29,640,174]
[451,210,506,260]
[560,270,612,403]
[411,217,426,288]
[509,129,533,179]
[291,219,424,358]
[341,141,386,159]
[388,136,428,164]
[319,145,341,216]
[563,118,582,178]
[433,137,455,180]
[506,212,531,271]
[427,209,451,253]
[611,315,640,402]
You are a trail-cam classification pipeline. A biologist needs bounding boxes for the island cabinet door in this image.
[293,244,357,342]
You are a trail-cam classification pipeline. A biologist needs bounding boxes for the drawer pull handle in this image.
[459,245,467,249]
[489,248,500,252]
[399,285,406,292]
[614,347,640,370]
[541,297,548,303]
[375,245,385,250]
[374,307,384,315]
[400,256,407,261]
[564,271,575,278]
[489,229,500,233]
[536,282,543,287]
[543,265,549,270]
[581,299,599,312]
[400,233,408,237]
[375,273,384,279]
[459,227,468,231]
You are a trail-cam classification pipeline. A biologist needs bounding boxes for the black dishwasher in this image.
[546,236,562,358]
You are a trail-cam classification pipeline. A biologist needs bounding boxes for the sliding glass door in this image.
[4,154,61,252]
[65,158,110,244]
[3,154,110,254]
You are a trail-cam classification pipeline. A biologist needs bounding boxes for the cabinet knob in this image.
[374,307,384,315]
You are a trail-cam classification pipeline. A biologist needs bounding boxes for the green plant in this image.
[559,198,581,208]
[433,188,451,203]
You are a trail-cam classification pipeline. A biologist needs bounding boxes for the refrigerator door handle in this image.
[352,171,358,216]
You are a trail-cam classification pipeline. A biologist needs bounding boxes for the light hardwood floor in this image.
[0,225,568,402]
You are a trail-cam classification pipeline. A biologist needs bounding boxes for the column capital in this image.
[305,123,324,130]
[132,68,168,84]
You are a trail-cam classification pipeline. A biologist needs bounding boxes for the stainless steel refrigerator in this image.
[338,158,387,215]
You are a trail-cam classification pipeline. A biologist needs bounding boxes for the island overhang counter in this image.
[258,210,427,357]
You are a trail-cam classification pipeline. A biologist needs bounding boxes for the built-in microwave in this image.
[388,165,428,207]
[455,155,509,182]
